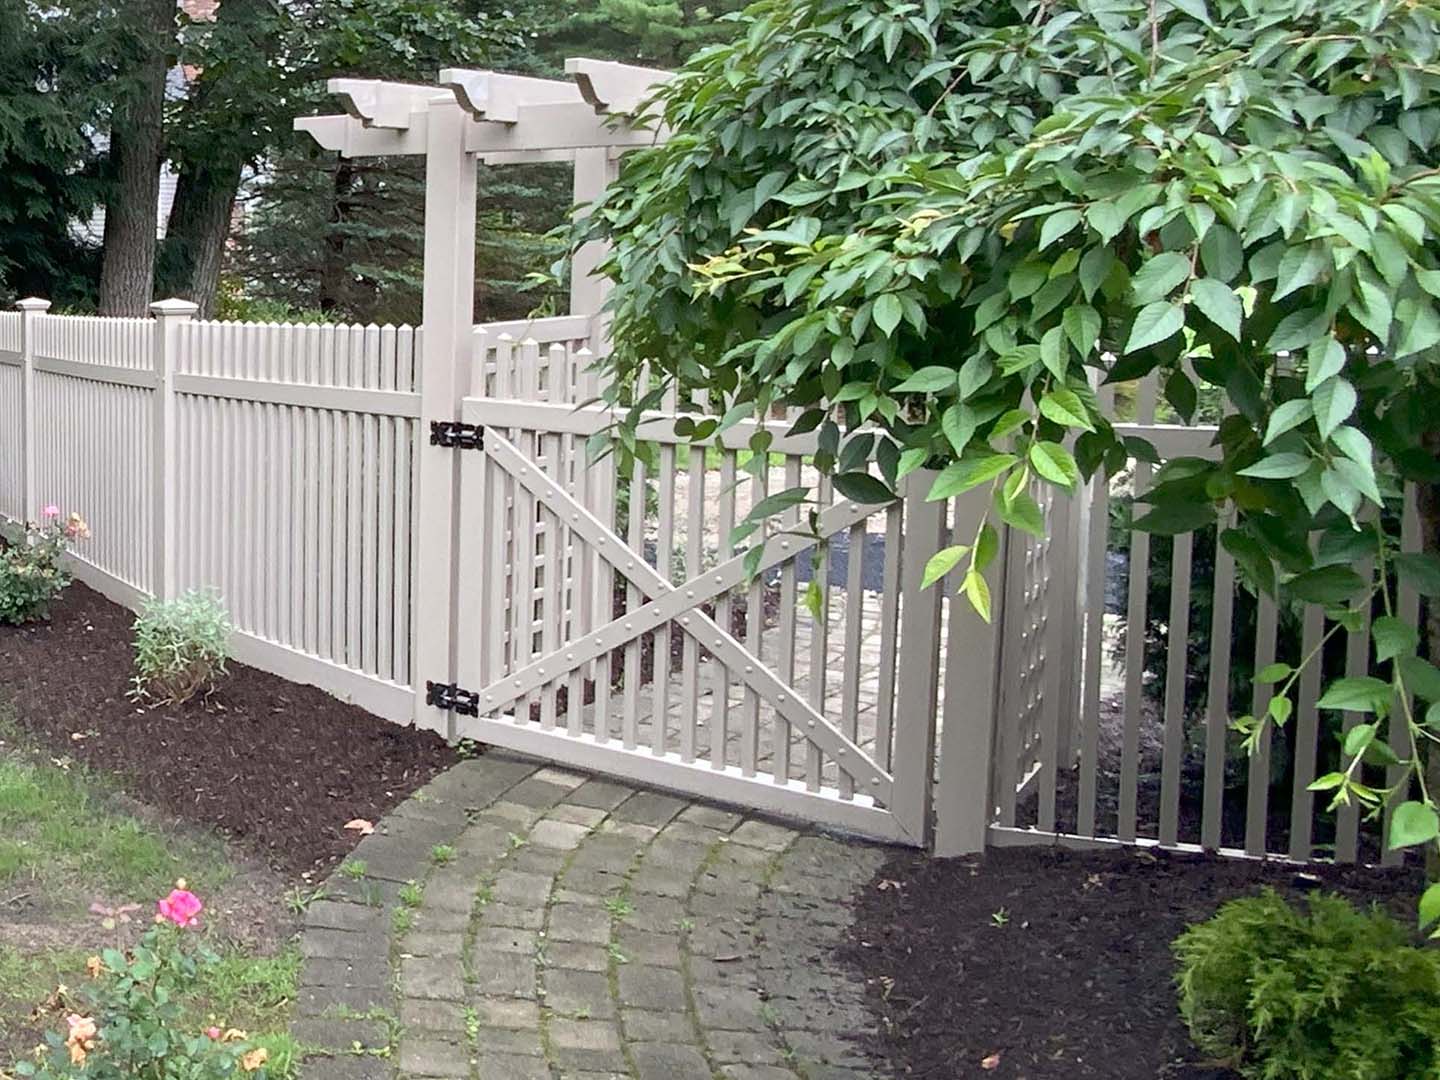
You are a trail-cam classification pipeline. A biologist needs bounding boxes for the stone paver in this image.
[291,752,889,1079]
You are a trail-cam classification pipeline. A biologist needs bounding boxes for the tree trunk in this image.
[163,159,243,318]
[319,160,356,314]
[96,0,172,316]
[1419,431,1440,881]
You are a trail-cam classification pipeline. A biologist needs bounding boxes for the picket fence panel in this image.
[0,304,597,728]
[990,370,1420,866]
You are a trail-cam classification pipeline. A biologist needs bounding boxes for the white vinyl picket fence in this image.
[990,371,1423,865]
[0,301,1416,861]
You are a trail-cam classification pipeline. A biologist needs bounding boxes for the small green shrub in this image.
[0,510,89,625]
[1174,888,1440,1080]
[131,589,231,705]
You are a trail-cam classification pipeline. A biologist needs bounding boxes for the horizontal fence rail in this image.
[0,302,600,727]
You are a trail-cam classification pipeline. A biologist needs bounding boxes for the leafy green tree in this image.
[0,1,105,305]
[576,0,1440,891]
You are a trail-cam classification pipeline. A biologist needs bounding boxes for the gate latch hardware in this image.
[426,681,480,717]
[429,421,484,450]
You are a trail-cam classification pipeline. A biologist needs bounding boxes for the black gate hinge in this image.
[426,681,480,717]
[429,421,484,450]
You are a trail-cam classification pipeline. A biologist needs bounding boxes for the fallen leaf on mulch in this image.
[344,819,375,836]
[981,1052,1001,1070]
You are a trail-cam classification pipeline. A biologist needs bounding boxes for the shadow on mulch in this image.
[842,845,1422,1080]
[0,583,457,878]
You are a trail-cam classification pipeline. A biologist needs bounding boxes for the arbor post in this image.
[149,298,197,602]
[16,298,50,526]
[412,99,479,736]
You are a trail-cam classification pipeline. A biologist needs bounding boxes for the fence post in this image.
[16,298,50,524]
[933,485,1006,857]
[149,298,197,602]
[890,472,947,847]
[413,98,478,736]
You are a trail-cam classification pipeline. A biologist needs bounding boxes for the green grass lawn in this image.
[0,725,300,1075]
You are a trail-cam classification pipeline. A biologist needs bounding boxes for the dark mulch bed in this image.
[844,845,1422,1080]
[0,583,457,878]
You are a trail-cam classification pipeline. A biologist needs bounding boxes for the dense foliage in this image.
[0,511,89,626]
[130,589,232,705]
[578,0,1440,880]
[1174,888,1440,1079]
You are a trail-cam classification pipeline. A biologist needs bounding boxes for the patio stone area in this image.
[292,752,890,1079]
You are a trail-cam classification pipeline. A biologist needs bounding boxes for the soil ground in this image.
[0,582,458,878]
[843,845,1422,1080]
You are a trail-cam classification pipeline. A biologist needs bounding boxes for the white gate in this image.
[432,336,945,845]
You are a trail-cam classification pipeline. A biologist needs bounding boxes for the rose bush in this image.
[16,883,274,1079]
[0,507,89,625]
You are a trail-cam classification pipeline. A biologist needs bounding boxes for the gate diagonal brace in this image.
[472,429,895,797]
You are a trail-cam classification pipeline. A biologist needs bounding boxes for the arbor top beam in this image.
[295,59,672,161]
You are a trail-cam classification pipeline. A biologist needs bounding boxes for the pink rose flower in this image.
[156,889,203,927]
[42,505,59,518]
[206,1027,222,1040]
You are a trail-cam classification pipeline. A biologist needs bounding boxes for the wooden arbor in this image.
[296,60,672,730]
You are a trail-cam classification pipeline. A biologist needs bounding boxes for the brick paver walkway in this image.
[292,752,889,1080]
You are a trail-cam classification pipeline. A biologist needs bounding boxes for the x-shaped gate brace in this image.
[466,426,898,800]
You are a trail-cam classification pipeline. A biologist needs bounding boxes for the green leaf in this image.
[1389,801,1440,850]
[1305,338,1346,393]
[1085,202,1125,243]
[1400,655,1440,703]
[1263,399,1313,445]
[922,545,968,589]
[892,366,957,393]
[1063,304,1101,357]
[1132,501,1217,535]
[1040,208,1082,249]
[1038,388,1094,431]
[1190,278,1242,339]
[1256,662,1292,684]
[963,568,993,622]
[1420,882,1440,931]
[1125,302,1185,353]
[974,523,1000,571]
[1287,565,1366,604]
[1372,616,1419,662]
[832,472,895,504]
[1238,453,1311,479]
[1311,377,1356,441]
[1130,253,1191,304]
[1395,553,1440,596]
[1316,676,1391,713]
[927,454,1018,500]
[1200,225,1243,281]
[874,293,903,336]
[1028,441,1080,489]
[1266,308,1328,352]
[942,404,978,455]
[1269,695,1294,725]
[997,490,1045,537]
[1397,299,1440,358]
[991,408,1030,440]
[1273,244,1330,301]
[748,486,808,521]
